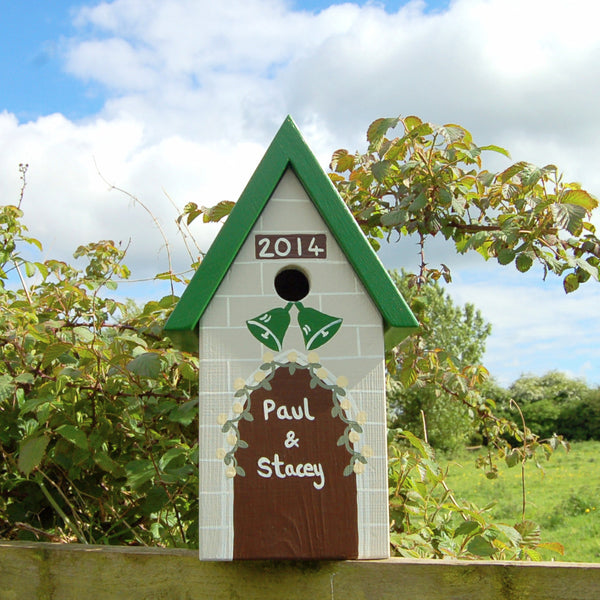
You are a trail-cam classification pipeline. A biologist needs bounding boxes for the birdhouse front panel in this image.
[197,169,389,560]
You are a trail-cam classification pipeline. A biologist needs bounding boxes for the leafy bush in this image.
[0,204,199,545]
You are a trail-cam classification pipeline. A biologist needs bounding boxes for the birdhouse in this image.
[164,117,418,560]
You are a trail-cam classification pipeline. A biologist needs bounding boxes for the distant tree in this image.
[498,372,597,440]
[388,270,491,452]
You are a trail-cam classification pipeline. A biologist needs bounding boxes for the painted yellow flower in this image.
[226,433,238,446]
[353,461,365,475]
[340,398,351,411]
[287,351,298,363]
[216,448,226,460]
[232,401,244,414]
[262,351,274,363]
[316,367,328,381]
[307,351,320,364]
[217,413,228,426]
[356,411,367,425]
[225,466,237,478]
[349,430,360,444]
[254,371,266,383]
[336,375,348,388]
[233,377,246,391]
[362,445,374,458]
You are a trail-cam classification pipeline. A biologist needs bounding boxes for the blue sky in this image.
[1,0,599,387]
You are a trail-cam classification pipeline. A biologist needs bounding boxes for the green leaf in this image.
[515,520,541,546]
[141,486,169,516]
[497,248,516,265]
[563,273,579,293]
[408,192,428,213]
[551,202,586,234]
[454,520,481,538]
[41,342,72,368]
[24,261,36,277]
[0,374,15,401]
[14,372,35,385]
[56,424,89,450]
[126,352,162,378]
[467,535,496,557]
[404,115,423,131]
[372,160,392,182]
[168,399,198,425]
[72,326,95,343]
[202,200,235,223]
[159,447,187,471]
[505,449,521,468]
[94,451,123,476]
[515,253,533,273]
[367,117,400,146]
[479,144,511,158]
[560,189,598,211]
[18,435,49,476]
[538,541,565,555]
[125,460,156,489]
[330,149,355,173]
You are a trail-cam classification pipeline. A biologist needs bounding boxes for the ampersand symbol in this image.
[284,430,299,448]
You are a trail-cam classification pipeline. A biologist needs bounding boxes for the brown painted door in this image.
[233,367,358,559]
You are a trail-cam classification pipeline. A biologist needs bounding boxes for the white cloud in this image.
[1,0,599,384]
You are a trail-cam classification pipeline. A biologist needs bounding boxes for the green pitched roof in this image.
[164,116,418,353]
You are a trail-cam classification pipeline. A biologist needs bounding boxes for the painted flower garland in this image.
[216,351,371,478]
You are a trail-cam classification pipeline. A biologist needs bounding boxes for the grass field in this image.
[442,440,600,563]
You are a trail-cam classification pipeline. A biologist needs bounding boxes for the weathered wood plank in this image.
[1,541,600,600]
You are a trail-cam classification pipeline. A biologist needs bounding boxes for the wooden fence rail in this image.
[1,541,599,600]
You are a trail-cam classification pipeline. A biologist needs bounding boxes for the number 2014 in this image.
[255,235,326,259]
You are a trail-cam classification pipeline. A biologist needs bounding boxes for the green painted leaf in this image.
[343,464,354,477]
[126,352,162,378]
[18,435,49,476]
